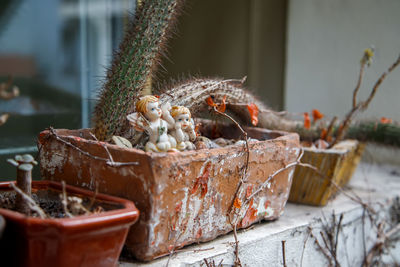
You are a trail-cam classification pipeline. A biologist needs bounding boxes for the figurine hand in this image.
[161,102,171,112]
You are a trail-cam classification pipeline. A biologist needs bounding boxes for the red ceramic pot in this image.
[0,180,139,267]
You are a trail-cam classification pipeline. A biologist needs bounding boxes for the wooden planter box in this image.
[0,181,139,267]
[289,140,365,206]
[38,123,300,261]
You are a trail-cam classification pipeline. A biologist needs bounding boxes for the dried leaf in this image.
[206,96,217,107]
[112,135,133,148]
[217,95,227,113]
[246,103,259,126]
[303,112,311,129]
[312,109,324,122]
[380,117,392,124]
[194,123,202,137]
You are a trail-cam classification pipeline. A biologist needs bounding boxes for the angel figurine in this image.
[127,95,177,152]
[168,106,196,151]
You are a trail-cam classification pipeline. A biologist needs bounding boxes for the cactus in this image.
[93,0,184,141]
[347,121,400,147]
[158,77,400,148]
[158,77,299,130]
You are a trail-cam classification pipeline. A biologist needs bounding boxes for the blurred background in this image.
[0,0,399,178]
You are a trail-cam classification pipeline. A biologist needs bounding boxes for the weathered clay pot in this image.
[289,140,365,206]
[38,121,300,261]
[0,180,139,267]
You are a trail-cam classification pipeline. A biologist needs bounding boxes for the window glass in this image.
[0,0,136,179]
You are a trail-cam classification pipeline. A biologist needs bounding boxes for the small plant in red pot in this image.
[0,154,139,267]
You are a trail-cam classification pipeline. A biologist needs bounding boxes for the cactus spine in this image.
[158,78,400,148]
[93,0,183,141]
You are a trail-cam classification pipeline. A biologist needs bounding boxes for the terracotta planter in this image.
[38,122,300,261]
[0,180,139,267]
[289,140,365,206]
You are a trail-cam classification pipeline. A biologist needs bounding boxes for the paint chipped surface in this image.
[40,142,67,175]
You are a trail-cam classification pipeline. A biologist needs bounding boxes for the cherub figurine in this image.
[127,95,176,152]
[169,106,196,151]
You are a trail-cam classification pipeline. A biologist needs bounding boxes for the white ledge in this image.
[121,162,400,267]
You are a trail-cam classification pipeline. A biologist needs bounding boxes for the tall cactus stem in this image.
[93,0,183,141]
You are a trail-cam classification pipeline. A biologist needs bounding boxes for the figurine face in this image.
[144,101,162,121]
[176,113,191,129]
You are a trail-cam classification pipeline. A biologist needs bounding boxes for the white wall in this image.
[285,0,400,120]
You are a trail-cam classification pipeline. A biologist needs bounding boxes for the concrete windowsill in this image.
[121,162,400,267]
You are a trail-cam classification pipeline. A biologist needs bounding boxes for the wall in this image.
[285,0,400,120]
[163,0,287,110]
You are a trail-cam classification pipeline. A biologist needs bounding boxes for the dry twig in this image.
[352,58,367,108]
[282,240,287,267]
[88,181,99,210]
[60,181,73,218]
[300,228,311,267]
[309,227,334,266]
[325,116,338,141]
[48,127,139,167]
[212,106,248,267]
[203,258,223,267]
[10,183,47,219]
[331,52,400,147]
[363,223,400,266]
[229,220,242,267]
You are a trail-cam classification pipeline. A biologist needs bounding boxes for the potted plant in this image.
[37,0,302,261]
[0,154,139,267]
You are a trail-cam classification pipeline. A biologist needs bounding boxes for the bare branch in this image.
[61,181,73,218]
[10,183,47,219]
[353,62,366,108]
[309,228,333,266]
[48,127,139,167]
[300,228,311,267]
[282,240,287,267]
[361,54,400,111]
[325,116,338,141]
[331,53,400,147]
[229,220,242,267]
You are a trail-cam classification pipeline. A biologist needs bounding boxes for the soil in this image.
[0,189,123,218]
